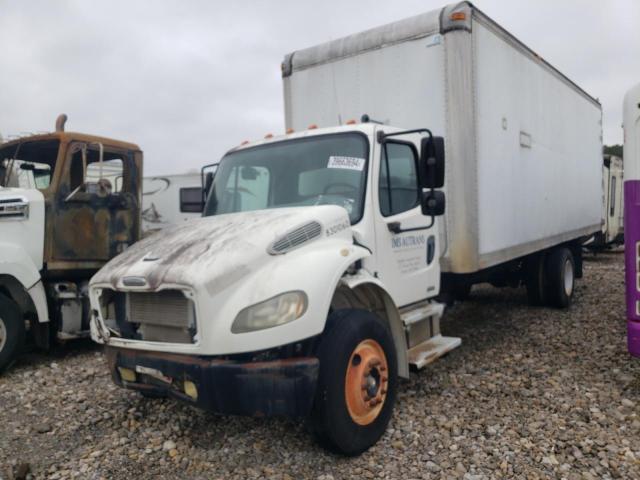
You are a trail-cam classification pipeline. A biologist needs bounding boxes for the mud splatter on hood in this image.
[91,206,346,290]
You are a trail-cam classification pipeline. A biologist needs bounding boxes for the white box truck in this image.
[88,2,602,455]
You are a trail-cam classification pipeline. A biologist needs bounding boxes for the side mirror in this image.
[201,162,219,206]
[204,172,214,198]
[419,136,445,188]
[421,190,445,216]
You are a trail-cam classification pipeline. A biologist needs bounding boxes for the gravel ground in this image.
[2,251,639,480]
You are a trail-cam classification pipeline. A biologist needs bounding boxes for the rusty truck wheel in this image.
[311,309,397,456]
[0,294,25,373]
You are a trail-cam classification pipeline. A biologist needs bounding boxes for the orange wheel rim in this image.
[345,339,389,425]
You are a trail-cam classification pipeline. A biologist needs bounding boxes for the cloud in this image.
[1,0,636,175]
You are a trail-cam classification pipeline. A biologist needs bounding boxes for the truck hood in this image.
[91,205,352,291]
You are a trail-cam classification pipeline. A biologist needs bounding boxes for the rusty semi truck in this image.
[0,115,142,371]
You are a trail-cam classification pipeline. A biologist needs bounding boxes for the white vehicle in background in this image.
[586,154,624,251]
[89,2,602,455]
[142,173,203,233]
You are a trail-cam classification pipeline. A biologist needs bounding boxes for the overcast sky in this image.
[1,0,638,175]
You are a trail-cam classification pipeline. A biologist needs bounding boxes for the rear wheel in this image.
[311,309,397,456]
[544,247,575,308]
[0,294,26,373]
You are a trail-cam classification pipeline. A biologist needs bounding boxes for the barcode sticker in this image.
[328,156,365,171]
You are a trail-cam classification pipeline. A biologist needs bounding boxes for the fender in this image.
[196,240,374,355]
[338,270,410,379]
[0,243,49,323]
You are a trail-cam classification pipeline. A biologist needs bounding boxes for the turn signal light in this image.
[450,12,466,21]
[118,367,136,382]
[184,380,198,400]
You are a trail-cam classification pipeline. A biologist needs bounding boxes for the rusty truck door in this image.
[48,141,141,268]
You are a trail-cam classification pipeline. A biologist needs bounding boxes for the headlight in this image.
[231,291,308,334]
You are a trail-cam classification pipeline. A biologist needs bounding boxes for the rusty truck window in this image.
[68,145,130,196]
[86,159,124,193]
[0,140,60,189]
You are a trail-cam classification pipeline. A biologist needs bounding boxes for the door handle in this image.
[427,235,435,264]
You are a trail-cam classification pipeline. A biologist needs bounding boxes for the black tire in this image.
[544,247,575,309]
[452,283,472,302]
[310,309,398,456]
[0,294,26,373]
[524,253,547,306]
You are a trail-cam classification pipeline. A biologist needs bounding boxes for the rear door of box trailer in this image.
[471,13,602,271]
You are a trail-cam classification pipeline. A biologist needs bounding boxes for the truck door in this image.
[48,141,140,267]
[373,138,440,307]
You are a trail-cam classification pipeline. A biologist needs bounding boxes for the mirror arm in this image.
[377,128,433,143]
[387,216,435,234]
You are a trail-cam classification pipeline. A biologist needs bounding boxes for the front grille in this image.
[129,291,190,327]
[269,221,322,254]
[100,289,197,344]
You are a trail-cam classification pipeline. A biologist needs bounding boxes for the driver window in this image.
[379,142,419,217]
[86,159,123,193]
[69,147,125,195]
[222,166,270,212]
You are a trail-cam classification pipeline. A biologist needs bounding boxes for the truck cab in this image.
[90,122,452,455]
[0,115,142,371]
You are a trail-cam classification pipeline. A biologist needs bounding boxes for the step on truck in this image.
[624,83,640,358]
[0,115,142,371]
[89,2,602,454]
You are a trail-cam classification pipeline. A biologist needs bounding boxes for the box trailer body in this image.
[283,1,602,277]
[624,83,640,358]
[90,2,602,455]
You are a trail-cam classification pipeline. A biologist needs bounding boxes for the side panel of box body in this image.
[472,18,602,271]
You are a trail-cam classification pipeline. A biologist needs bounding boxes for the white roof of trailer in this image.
[283,1,600,108]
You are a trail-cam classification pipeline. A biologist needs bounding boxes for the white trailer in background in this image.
[90,2,602,455]
[587,155,624,250]
[142,173,203,233]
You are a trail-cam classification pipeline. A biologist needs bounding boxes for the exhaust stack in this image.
[55,114,68,132]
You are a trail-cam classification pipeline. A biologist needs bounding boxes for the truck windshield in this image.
[203,132,368,223]
[0,140,60,190]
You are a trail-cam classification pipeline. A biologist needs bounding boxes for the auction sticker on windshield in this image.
[328,156,365,171]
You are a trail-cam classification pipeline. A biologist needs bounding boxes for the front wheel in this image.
[310,309,397,456]
[0,294,25,373]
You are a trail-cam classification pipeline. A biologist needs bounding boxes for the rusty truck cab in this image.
[0,117,142,348]
[0,128,142,276]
